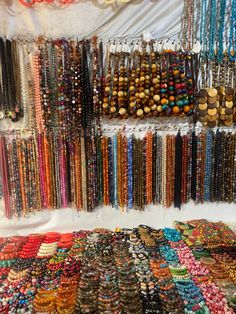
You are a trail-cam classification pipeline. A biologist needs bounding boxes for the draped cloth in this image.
[0,0,183,40]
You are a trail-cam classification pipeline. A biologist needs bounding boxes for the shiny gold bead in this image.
[102,103,108,109]
[226,101,233,109]
[118,108,126,115]
[137,109,144,116]
[153,94,160,102]
[144,106,151,113]
[110,106,116,113]
[208,88,218,97]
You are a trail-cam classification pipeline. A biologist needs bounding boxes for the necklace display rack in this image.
[0,121,236,218]
[0,20,235,218]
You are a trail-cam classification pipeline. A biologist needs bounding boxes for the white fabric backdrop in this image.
[0,0,235,235]
[0,0,183,40]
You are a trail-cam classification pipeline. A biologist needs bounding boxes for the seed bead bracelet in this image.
[199,282,235,313]
[56,275,78,314]
[33,289,57,313]
[113,241,142,314]
[128,230,162,313]
[19,235,44,259]
[76,233,99,313]
[172,241,210,283]
[164,231,210,313]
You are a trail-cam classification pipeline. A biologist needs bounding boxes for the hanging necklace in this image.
[228,0,236,61]
[200,0,207,57]
[217,0,227,63]
[182,0,194,50]
[208,0,217,60]
[188,0,194,51]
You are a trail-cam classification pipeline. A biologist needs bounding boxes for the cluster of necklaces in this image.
[0,220,235,314]
[0,131,100,218]
[196,87,235,128]
[0,37,102,133]
[100,127,236,210]
[195,0,236,127]
[1,127,236,217]
[102,43,197,118]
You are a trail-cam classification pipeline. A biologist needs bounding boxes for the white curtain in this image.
[0,0,183,40]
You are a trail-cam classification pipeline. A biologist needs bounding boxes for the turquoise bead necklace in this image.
[228,0,236,61]
[217,0,227,63]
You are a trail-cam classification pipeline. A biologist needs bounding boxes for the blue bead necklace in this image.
[217,0,227,63]
[108,137,113,205]
[208,0,217,60]
[113,134,118,209]
[228,0,236,61]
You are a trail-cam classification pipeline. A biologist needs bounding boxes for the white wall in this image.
[0,200,235,236]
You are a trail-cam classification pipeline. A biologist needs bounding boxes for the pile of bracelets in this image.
[0,220,235,313]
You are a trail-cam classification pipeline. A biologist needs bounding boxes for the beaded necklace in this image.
[152,132,157,203]
[174,132,182,209]
[228,0,236,61]
[108,137,113,205]
[203,131,213,202]
[217,0,227,63]
[200,0,207,57]
[128,136,133,209]
[113,134,118,208]
[208,0,217,60]
[156,135,162,204]
[191,131,197,201]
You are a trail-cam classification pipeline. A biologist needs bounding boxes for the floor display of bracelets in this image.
[0,220,235,313]
[0,0,236,313]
